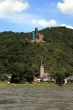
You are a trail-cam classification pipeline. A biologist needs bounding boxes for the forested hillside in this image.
[0,27,73,83]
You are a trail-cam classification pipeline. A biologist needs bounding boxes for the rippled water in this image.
[0,85,73,110]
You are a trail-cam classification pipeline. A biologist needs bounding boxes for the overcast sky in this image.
[0,0,73,32]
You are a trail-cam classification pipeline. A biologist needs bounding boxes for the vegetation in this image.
[51,72,65,85]
[0,27,73,83]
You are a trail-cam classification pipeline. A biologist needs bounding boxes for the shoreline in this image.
[0,82,73,87]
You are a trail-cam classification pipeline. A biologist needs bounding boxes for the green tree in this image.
[52,72,65,85]
[10,64,34,83]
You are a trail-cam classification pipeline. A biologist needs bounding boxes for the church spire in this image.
[40,61,44,78]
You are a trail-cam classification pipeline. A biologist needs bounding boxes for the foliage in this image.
[0,27,73,83]
[10,64,34,83]
[51,72,65,85]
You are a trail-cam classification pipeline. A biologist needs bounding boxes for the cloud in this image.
[57,0,73,14]
[60,24,73,29]
[0,0,29,18]
[32,19,57,27]
[32,18,73,29]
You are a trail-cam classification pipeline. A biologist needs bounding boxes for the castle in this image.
[28,28,44,42]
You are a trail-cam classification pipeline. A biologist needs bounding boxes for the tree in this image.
[52,72,65,85]
[24,68,34,83]
[10,64,34,83]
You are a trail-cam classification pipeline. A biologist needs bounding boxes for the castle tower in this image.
[32,31,35,40]
[35,27,38,35]
[40,61,44,78]
[35,27,38,39]
[37,34,44,41]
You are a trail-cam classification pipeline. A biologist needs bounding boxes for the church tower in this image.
[40,61,44,78]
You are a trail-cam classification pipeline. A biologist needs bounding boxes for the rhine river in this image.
[0,84,73,110]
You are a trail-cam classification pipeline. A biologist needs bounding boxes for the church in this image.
[33,62,49,83]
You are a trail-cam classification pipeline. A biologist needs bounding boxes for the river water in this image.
[0,85,73,110]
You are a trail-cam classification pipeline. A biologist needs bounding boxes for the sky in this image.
[0,0,73,32]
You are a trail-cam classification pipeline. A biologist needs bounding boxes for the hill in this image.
[0,27,73,82]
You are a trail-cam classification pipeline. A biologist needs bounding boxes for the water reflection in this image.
[0,85,73,110]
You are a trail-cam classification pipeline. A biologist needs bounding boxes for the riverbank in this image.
[0,83,54,87]
[0,82,73,87]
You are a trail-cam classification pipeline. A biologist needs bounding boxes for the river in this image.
[0,85,73,110]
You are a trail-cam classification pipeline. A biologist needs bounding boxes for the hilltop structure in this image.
[28,28,44,42]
